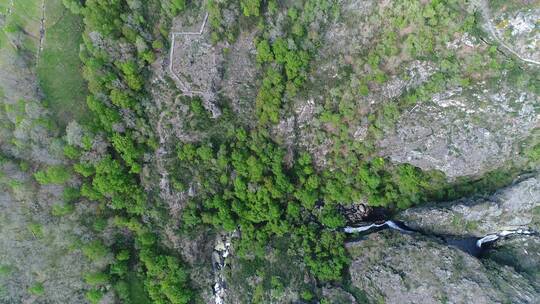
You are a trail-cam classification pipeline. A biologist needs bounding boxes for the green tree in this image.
[84,272,110,286]
[139,248,193,304]
[240,0,261,16]
[82,240,108,261]
[86,289,103,304]
[170,0,186,15]
[256,40,274,63]
[34,166,71,185]
[111,132,142,173]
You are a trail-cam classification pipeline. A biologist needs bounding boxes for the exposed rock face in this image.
[378,82,539,179]
[397,173,540,236]
[484,236,540,288]
[339,203,373,224]
[347,231,538,304]
[321,286,357,304]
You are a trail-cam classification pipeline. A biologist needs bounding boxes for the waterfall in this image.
[476,229,534,248]
[343,221,536,255]
[344,220,413,234]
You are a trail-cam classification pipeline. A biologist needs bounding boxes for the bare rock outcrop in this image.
[378,83,539,179]
[397,173,540,236]
[347,231,538,304]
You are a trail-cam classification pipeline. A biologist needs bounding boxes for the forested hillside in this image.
[0,0,538,303]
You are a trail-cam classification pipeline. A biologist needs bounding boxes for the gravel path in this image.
[36,0,46,66]
[479,0,539,66]
[168,12,209,94]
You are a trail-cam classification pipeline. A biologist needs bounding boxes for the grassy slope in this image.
[0,0,40,110]
[0,0,39,67]
[37,0,88,126]
[1,0,87,126]
[127,271,152,304]
[1,0,41,54]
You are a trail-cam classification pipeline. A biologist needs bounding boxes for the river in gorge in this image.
[210,220,537,304]
[343,220,536,256]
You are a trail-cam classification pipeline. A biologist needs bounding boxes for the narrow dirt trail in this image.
[479,0,539,66]
[36,0,46,66]
[6,0,14,17]
[155,108,186,215]
[156,12,212,214]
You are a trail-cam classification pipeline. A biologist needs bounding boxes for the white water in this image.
[344,220,535,251]
[213,233,234,304]
[344,221,412,234]
[476,229,534,248]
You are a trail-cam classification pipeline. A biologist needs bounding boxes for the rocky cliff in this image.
[345,174,540,303]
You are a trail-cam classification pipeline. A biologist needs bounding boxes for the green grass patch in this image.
[27,223,44,239]
[126,271,152,304]
[37,0,88,126]
[28,283,45,296]
[0,0,41,55]
[0,264,12,277]
[51,202,75,216]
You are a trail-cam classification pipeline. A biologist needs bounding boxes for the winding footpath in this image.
[36,0,46,67]
[167,14,231,303]
[157,17,215,214]
[479,0,539,66]
[168,12,209,95]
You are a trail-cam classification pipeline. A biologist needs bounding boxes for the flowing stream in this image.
[212,233,234,304]
[344,220,412,234]
[343,220,536,256]
[209,221,536,303]
[209,216,536,303]
[475,229,535,248]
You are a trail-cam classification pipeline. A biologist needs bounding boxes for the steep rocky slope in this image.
[343,174,540,303]
[347,231,537,304]
[397,173,540,235]
[378,83,539,179]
